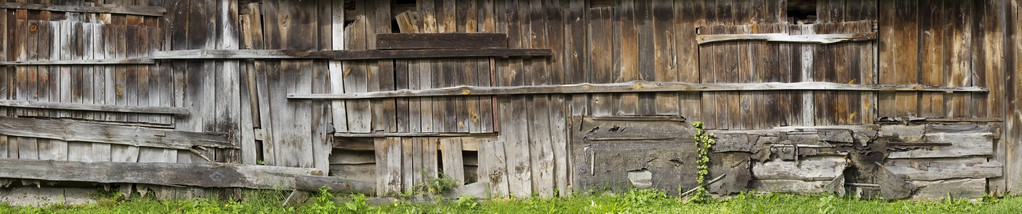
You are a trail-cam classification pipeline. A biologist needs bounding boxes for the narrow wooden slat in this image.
[0,100,188,115]
[440,138,464,185]
[335,132,494,137]
[0,116,233,150]
[0,159,321,189]
[149,49,552,60]
[0,2,165,17]
[696,32,876,44]
[288,81,988,99]
[377,33,507,50]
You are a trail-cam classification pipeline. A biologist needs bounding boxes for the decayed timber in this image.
[151,49,551,60]
[376,33,508,49]
[287,81,988,100]
[886,160,1003,181]
[0,58,155,66]
[0,100,188,116]
[0,117,233,150]
[0,159,320,189]
[697,32,877,44]
[294,175,374,195]
[0,2,165,17]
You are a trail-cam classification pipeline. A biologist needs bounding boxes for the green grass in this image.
[2,188,1022,214]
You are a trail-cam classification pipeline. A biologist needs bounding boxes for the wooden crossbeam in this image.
[0,100,188,116]
[0,159,321,189]
[377,33,508,49]
[697,32,877,44]
[0,2,165,16]
[0,58,155,66]
[0,117,233,150]
[287,81,989,100]
[152,49,552,60]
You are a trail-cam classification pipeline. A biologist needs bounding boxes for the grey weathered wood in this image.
[294,175,374,195]
[909,178,986,200]
[887,133,995,159]
[288,81,988,100]
[328,150,376,164]
[440,138,465,185]
[151,49,551,60]
[0,100,188,116]
[750,180,834,194]
[479,140,509,197]
[752,157,846,181]
[376,33,507,49]
[0,2,165,17]
[0,117,233,150]
[886,158,1002,181]
[697,32,877,44]
[0,159,321,189]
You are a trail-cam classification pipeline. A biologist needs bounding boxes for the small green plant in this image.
[689,121,716,203]
[399,171,460,197]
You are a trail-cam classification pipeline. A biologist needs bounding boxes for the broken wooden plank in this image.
[909,178,985,200]
[440,138,465,185]
[697,32,877,44]
[0,58,154,65]
[478,140,509,197]
[288,81,988,100]
[376,33,507,49]
[294,175,374,195]
[0,100,188,116]
[151,49,551,60]
[0,2,165,17]
[0,117,233,150]
[0,159,321,189]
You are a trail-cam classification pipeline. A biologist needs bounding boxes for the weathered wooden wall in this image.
[0,0,1020,201]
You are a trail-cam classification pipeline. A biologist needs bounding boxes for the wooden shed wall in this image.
[0,0,1020,200]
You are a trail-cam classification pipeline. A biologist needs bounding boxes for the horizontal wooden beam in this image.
[0,2,165,16]
[294,175,375,195]
[288,81,988,100]
[334,132,495,137]
[377,33,508,49]
[0,117,234,150]
[0,58,155,66]
[152,49,551,60]
[697,32,877,44]
[0,159,321,189]
[0,100,188,116]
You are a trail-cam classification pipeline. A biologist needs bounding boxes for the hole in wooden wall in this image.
[787,0,817,24]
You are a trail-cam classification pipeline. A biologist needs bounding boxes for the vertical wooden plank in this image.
[419,0,436,133]
[617,0,639,116]
[343,0,370,133]
[440,138,465,185]
[1006,0,1022,194]
[496,0,532,198]
[918,0,944,118]
[652,0,677,116]
[401,137,415,192]
[947,0,973,118]
[459,0,480,133]
[280,0,316,167]
[589,7,614,117]
[479,140,509,197]
[328,0,348,133]
[376,0,396,133]
[529,95,554,197]
[411,137,424,188]
[477,0,495,133]
[422,137,439,182]
[895,0,919,117]
[567,0,587,118]
[677,0,703,124]
[310,0,332,173]
[860,0,877,125]
[374,137,402,196]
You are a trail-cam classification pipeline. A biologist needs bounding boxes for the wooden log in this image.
[752,157,846,181]
[887,133,995,159]
[885,158,1002,181]
[150,49,551,60]
[697,32,877,44]
[294,175,374,195]
[0,159,321,189]
[0,2,166,17]
[0,100,188,116]
[288,81,988,100]
[376,33,507,49]
[0,117,233,150]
